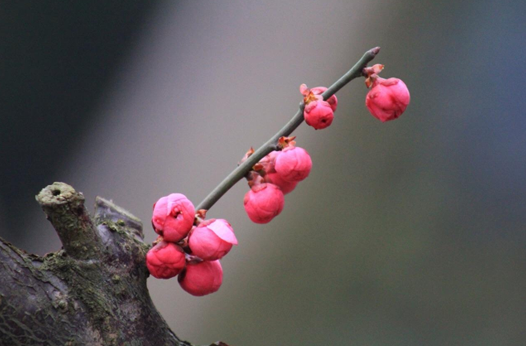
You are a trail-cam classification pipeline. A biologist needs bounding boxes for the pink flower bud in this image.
[308,86,338,112]
[243,183,284,224]
[258,151,279,174]
[189,219,238,261]
[300,84,337,130]
[152,193,195,242]
[365,77,410,122]
[300,84,338,112]
[146,241,186,279]
[265,171,298,194]
[274,146,312,182]
[304,99,334,130]
[178,260,223,296]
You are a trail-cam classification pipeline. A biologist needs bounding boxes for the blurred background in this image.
[1,1,526,345]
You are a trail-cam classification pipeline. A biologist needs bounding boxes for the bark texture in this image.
[0,182,221,346]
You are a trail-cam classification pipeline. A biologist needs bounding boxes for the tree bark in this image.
[0,182,218,346]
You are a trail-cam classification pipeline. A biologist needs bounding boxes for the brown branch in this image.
[35,182,103,260]
[1,183,196,346]
[0,238,95,346]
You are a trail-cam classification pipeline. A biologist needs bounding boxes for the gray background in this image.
[2,1,525,345]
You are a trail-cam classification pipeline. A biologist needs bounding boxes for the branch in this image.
[0,238,96,345]
[196,47,380,211]
[35,182,103,260]
[2,183,195,345]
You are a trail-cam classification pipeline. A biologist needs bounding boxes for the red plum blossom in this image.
[274,146,312,182]
[300,84,337,130]
[244,183,284,224]
[152,193,195,242]
[304,85,338,112]
[304,100,334,130]
[366,77,410,122]
[264,171,298,194]
[258,151,279,174]
[178,260,223,296]
[146,241,186,279]
[363,64,410,122]
[189,219,238,261]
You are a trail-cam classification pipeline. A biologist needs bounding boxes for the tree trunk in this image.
[0,182,222,346]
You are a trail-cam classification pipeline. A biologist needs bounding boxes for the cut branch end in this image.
[36,182,102,260]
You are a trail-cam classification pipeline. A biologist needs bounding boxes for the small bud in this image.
[277,136,296,149]
[274,146,312,182]
[146,241,186,279]
[304,99,334,130]
[152,193,195,242]
[244,183,285,224]
[300,84,337,130]
[363,64,385,88]
[257,151,279,174]
[189,219,238,261]
[366,77,410,122]
[264,171,298,194]
[300,84,337,112]
[363,64,410,122]
[307,86,338,112]
[178,260,223,296]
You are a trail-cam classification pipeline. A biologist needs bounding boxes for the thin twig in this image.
[196,47,380,211]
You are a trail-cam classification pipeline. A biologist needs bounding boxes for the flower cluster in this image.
[146,61,409,297]
[363,64,410,122]
[146,194,237,296]
[243,137,312,223]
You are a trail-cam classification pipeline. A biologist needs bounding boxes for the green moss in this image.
[100,220,150,256]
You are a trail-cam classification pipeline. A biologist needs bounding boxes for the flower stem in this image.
[196,47,380,211]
